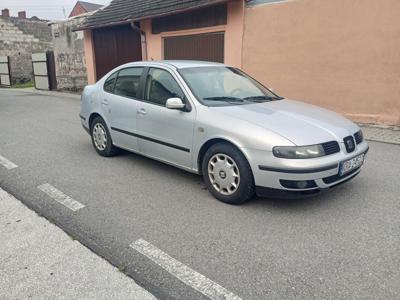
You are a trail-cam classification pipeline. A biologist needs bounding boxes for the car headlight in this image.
[273,144,325,159]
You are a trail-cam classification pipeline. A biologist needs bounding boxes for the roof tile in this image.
[80,0,226,29]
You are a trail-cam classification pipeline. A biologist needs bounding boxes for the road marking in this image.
[0,154,18,170]
[38,183,85,211]
[130,239,242,300]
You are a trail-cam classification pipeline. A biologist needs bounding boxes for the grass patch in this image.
[67,233,77,241]
[118,265,127,273]
[12,81,34,88]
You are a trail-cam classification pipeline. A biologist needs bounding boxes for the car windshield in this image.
[179,66,283,106]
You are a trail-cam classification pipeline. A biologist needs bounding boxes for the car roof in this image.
[162,60,225,69]
[123,60,226,70]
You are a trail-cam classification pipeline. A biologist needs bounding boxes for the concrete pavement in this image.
[5,87,81,100]
[360,124,400,145]
[0,188,155,300]
[0,88,399,299]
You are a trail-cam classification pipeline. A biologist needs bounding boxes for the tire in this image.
[202,142,255,204]
[90,116,119,157]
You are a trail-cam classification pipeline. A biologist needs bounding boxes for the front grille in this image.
[322,141,340,155]
[343,136,356,153]
[354,130,363,144]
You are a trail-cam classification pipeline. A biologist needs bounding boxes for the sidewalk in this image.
[0,188,155,300]
[360,124,400,145]
[5,87,81,100]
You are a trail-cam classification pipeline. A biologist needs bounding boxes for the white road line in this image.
[130,239,242,300]
[37,183,85,211]
[0,154,18,170]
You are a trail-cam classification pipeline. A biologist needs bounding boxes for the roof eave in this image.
[74,18,133,31]
[75,0,229,32]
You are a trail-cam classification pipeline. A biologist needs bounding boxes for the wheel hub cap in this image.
[208,153,240,195]
[93,123,107,151]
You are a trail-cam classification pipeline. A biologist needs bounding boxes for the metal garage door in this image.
[164,32,224,63]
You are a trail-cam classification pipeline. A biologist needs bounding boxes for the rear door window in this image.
[114,67,144,99]
[103,72,117,93]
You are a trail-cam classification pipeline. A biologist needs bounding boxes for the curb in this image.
[2,87,81,100]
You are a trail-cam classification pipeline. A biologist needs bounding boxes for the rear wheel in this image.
[202,143,255,204]
[90,117,118,157]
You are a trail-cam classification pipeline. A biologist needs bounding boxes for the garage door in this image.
[164,32,224,63]
[93,25,142,80]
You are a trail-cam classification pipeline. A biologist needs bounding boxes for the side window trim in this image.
[112,67,145,100]
[139,67,150,100]
[141,67,192,112]
[103,71,119,94]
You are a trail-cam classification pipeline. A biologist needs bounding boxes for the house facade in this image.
[69,1,103,18]
[78,0,400,125]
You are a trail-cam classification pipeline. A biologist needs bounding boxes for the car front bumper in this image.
[242,141,369,197]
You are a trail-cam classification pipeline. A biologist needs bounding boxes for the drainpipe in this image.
[130,22,148,61]
[140,31,148,61]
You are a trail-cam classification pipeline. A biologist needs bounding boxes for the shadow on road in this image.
[115,148,353,212]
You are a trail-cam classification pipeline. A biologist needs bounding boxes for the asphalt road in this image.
[0,89,399,299]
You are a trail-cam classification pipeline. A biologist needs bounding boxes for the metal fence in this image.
[32,52,57,90]
[0,56,11,87]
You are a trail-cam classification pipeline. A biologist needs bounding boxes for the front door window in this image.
[114,67,144,99]
[144,68,185,106]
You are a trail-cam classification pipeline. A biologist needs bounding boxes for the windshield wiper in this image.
[203,96,244,102]
[243,95,284,102]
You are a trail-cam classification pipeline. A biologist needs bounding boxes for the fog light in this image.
[280,180,317,189]
[297,181,309,189]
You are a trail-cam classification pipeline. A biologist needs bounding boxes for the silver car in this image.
[80,61,369,204]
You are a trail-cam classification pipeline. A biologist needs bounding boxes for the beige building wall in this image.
[140,0,245,68]
[243,0,400,125]
[83,30,96,85]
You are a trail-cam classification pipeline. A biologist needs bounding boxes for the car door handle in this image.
[137,108,147,115]
[101,99,109,106]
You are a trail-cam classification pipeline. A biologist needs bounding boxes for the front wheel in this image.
[202,143,255,204]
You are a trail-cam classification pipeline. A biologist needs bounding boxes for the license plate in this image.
[339,154,365,176]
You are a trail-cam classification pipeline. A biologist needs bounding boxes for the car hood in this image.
[211,99,359,145]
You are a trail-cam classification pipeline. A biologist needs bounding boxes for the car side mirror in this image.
[166,97,185,110]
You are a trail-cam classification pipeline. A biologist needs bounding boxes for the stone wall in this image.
[0,16,53,84]
[50,16,88,92]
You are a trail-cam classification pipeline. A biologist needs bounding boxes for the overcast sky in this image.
[1,0,111,20]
